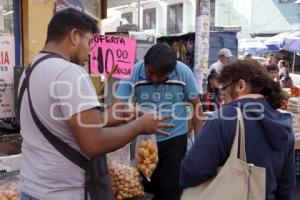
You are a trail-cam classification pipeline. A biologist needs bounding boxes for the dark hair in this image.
[279,60,287,67]
[144,43,177,75]
[46,8,99,43]
[218,59,285,109]
[207,70,217,89]
[266,64,278,72]
[208,69,217,82]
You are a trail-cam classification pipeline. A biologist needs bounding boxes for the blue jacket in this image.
[180,98,295,200]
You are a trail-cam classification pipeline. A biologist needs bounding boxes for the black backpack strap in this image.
[20,53,89,171]
[18,53,64,119]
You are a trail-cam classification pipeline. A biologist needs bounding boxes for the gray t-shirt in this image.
[19,53,100,199]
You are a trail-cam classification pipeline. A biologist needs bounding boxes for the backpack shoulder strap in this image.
[18,53,65,116]
[19,53,89,170]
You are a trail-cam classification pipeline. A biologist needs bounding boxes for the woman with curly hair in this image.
[180,59,295,199]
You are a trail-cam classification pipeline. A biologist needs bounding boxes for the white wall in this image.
[107,0,136,8]
[183,0,196,33]
[105,0,197,37]
[215,0,252,38]
[165,0,196,34]
[215,0,300,38]
[251,0,300,34]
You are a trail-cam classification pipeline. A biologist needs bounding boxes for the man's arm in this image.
[183,63,203,138]
[98,101,130,127]
[68,108,173,157]
[101,97,141,127]
[189,96,203,138]
[101,75,138,126]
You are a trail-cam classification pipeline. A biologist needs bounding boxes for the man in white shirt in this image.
[209,48,233,74]
[18,9,172,200]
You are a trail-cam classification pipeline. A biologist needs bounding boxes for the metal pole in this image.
[194,0,210,69]
[13,0,21,67]
[193,0,210,96]
[293,52,296,74]
[137,0,141,29]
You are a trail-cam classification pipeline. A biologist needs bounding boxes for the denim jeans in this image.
[20,192,39,200]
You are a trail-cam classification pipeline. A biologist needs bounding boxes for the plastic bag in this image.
[107,144,144,200]
[0,170,20,200]
[135,135,158,180]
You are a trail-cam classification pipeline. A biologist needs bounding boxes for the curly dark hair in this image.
[218,59,285,109]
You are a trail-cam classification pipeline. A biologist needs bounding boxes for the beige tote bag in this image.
[181,108,266,200]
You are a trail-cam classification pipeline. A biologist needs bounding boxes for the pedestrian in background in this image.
[202,69,222,112]
[266,64,279,82]
[262,53,276,67]
[279,60,293,88]
[209,48,233,74]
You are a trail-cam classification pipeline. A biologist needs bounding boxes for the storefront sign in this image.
[90,34,136,79]
[129,31,156,61]
[55,0,84,12]
[0,37,15,118]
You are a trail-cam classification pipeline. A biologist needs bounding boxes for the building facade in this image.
[22,0,106,65]
[107,0,300,38]
[215,0,300,38]
[105,0,216,37]
[0,0,107,119]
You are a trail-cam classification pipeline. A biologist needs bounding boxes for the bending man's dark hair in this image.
[218,59,285,109]
[46,8,99,44]
[144,43,177,75]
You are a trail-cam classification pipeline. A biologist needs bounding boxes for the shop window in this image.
[167,4,183,35]
[143,8,156,30]
[122,12,133,24]
[0,0,14,36]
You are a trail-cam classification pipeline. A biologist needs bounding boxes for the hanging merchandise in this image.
[0,170,20,200]
[135,135,158,180]
[107,144,145,200]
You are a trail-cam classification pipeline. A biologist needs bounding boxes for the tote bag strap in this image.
[229,107,247,162]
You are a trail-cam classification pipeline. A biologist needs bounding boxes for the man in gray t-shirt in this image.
[19,9,172,200]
